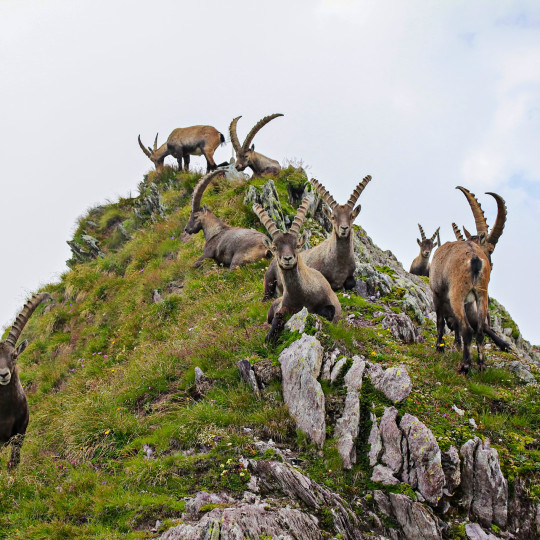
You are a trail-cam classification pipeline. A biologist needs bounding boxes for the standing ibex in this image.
[229,114,283,177]
[184,170,272,268]
[138,125,225,173]
[0,293,51,468]
[430,187,507,373]
[263,176,372,299]
[253,198,342,342]
[409,224,440,277]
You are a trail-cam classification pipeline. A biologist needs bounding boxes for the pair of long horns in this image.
[456,186,507,247]
[191,169,227,213]
[310,175,372,211]
[5,293,52,347]
[418,224,439,243]
[229,114,284,155]
[138,133,159,159]
[253,197,310,240]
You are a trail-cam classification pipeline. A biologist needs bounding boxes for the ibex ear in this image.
[263,236,273,250]
[478,231,487,245]
[250,144,255,152]
[297,232,307,250]
[417,238,421,246]
[322,205,332,219]
[16,340,28,356]
[202,204,208,213]
[351,204,361,221]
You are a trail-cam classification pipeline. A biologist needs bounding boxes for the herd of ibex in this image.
[1,112,511,467]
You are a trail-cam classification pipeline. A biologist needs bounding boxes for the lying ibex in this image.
[430,187,507,373]
[229,114,283,176]
[253,198,342,342]
[263,176,372,299]
[409,224,440,277]
[0,293,51,468]
[184,170,272,268]
[138,125,225,172]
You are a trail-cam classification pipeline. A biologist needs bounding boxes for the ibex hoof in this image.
[436,343,445,353]
[458,365,470,375]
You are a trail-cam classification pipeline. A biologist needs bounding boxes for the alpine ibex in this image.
[430,187,507,373]
[138,125,225,172]
[409,224,440,277]
[253,198,342,342]
[229,114,283,176]
[263,176,372,299]
[0,293,51,468]
[184,170,272,268]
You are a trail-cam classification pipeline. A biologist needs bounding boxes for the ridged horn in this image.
[138,135,152,159]
[456,186,488,235]
[430,227,440,242]
[310,178,337,210]
[418,223,426,241]
[289,197,310,237]
[241,113,284,153]
[347,175,372,209]
[191,170,226,213]
[486,192,507,248]
[452,223,464,241]
[252,203,280,239]
[463,226,472,239]
[229,116,242,153]
[5,293,52,347]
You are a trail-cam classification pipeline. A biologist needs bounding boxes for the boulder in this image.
[441,446,461,496]
[465,523,500,540]
[285,306,309,333]
[379,407,403,474]
[382,312,423,344]
[368,364,412,403]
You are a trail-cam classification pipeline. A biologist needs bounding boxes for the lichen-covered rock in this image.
[460,437,508,528]
[67,234,105,267]
[508,478,539,539]
[183,491,235,519]
[252,359,281,388]
[379,407,403,474]
[368,364,412,403]
[465,523,500,540]
[400,414,445,506]
[382,312,423,344]
[497,360,537,384]
[278,335,326,446]
[244,178,288,230]
[441,445,461,496]
[321,348,342,381]
[285,307,309,333]
[371,464,400,485]
[237,359,260,395]
[330,356,348,384]
[133,183,165,222]
[368,412,383,466]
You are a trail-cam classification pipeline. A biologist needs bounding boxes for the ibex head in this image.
[229,114,283,171]
[455,187,507,265]
[253,198,310,270]
[310,176,372,239]
[184,170,226,234]
[417,224,440,258]
[138,133,165,171]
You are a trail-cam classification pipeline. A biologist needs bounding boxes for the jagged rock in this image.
[194,366,212,396]
[67,234,105,266]
[330,356,348,384]
[278,335,325,446]
[334,356,365,468]
[499,360,537,384]
[368,364,412,403]
[285,307,309,333]
[142,443,155,459]
[400,414,445,506]
[507,477,538,539]
[133,183,165,222]
[460,437,508,528]
[166,280,184,295]
[368,412,383,466]
[183,491,235,519]
[244,179,288,230]
[441,446,461,496]
[152,290,163,303]
[252,359,281,388]
[321,348,342,381]
[371,464,400,485]
[355,263,394,297]
[237,360,260,396]
[465,523,500,540]
[382,312,423,344]
[223,162,250,181]
[379,407,403,474]
[374,491,443,540]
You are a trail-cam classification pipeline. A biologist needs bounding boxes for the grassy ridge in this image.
[0,168,538,538]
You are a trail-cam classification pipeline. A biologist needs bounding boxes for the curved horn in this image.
[463,226,472,239]
[456,186,488,236]
[153,133,159,152]
[229,116,242,153]
[138,135,152,159]
[252,203,280,239]
[418,223,426,241]
[452,223,464,241]
[486,192,507,248]
[241,113,284,153]
[191,170,226,213]
[5,293,52,347]
[430,227,440,242]
[289,197,310,237]
[347,175,372,209]
[310,178,337,210]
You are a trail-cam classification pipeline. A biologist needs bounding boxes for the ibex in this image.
[253,198,342,342]
[263,176,372,299]
[409,224,440,277]
[0,293,51,468]
[138,125,225,173]
[184,170,272,268]
[229,114,283,176]
[430,187,507,373]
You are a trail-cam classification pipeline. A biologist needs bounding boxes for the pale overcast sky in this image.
[1,0,539,343]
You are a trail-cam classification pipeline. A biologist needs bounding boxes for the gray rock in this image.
[133,183,165,222]
[369,364,412,403]
[441,445,461,496]
[237,360,260,396]
[321,348,342,381]
[330,356,348,384]
[142,444,155,459]
[460,437,508,528]
[382,312,423,344]
[67,234,105,267]
[379,407,403,474]
[465,523,500,540]
[508,478,538,539]
[244,179,288,231]
[371,464,400,485]
[183,491,235,519]
[278,335,326,446]
[152,290,163,303]
[506,360,536,384]
[400,414,445,507]
[368,412,383,466]
[285,307,309,333]
[252,359,281,388]
[334,357,365,468]
[194,366,212,396]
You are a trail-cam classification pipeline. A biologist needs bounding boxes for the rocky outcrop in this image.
[279,335,326,446]
[507,478,540,539]
[133,183,165,222]
[367,364,412,403]
[244,179,288,231]
[465,523,500,540]
[67,234,104,267]
[441,446,461,496]
[381,311,424,344]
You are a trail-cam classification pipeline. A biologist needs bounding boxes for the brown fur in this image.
[409,224,440,277]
